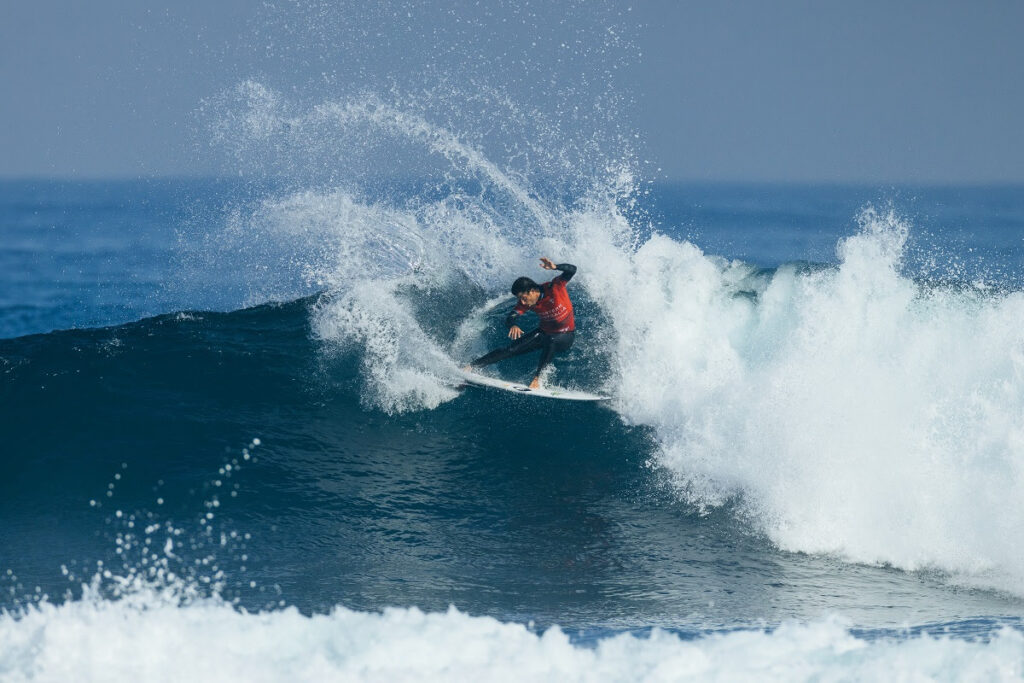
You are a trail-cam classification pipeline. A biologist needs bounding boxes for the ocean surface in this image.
[3,177,1024,680]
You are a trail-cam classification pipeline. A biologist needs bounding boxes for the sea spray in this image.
[60,439,266,610]
[199,83,642,413]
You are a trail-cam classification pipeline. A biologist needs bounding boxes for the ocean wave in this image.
[225,159,1023,597]
[231,159,1024,597]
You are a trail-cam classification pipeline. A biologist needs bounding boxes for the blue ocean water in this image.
[3,176,1024,678]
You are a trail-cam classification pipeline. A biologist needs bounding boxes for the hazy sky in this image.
[2,0,1022,183]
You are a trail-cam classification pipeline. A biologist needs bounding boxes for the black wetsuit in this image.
[470,263,577,376]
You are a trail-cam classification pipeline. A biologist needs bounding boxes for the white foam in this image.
[291,185,532,412]
[581,205,1024,596]
[1,597,1021,682]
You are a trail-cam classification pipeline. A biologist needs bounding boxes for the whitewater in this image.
[3,596,1023,681]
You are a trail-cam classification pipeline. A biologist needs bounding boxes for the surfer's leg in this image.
[469,329,545,368]
[533,331,575,377]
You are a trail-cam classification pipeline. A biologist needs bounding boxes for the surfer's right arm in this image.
[505,310,524,339]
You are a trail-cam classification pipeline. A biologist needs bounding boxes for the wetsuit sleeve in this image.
[505,305,526,329]
[554,263,576,283]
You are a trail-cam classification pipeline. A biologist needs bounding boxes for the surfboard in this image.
[458,369,609,401]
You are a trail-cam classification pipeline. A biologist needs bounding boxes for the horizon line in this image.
[1,173,1023,189]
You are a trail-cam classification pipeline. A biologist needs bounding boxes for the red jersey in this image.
[513,275,575,334]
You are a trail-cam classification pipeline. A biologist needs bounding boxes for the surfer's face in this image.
[516,290,541,307]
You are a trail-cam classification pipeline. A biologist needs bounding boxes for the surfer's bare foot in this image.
[462,364,474,373]
[529,376,541,390]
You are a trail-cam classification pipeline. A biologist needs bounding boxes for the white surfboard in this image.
[458,369,609,401]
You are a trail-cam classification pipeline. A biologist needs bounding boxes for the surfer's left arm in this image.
[539,258,576,282]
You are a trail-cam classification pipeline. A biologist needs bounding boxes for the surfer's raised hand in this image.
[508,325,524,340]
[539,257,557,270]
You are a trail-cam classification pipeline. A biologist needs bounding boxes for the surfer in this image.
[465,257,577,389]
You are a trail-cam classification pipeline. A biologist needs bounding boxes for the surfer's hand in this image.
[508,325,523,340]
[539,257,557,270]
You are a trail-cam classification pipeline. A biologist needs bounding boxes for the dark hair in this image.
[510,277,540,296]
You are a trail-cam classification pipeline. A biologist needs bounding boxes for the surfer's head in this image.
[511,277,541,306]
